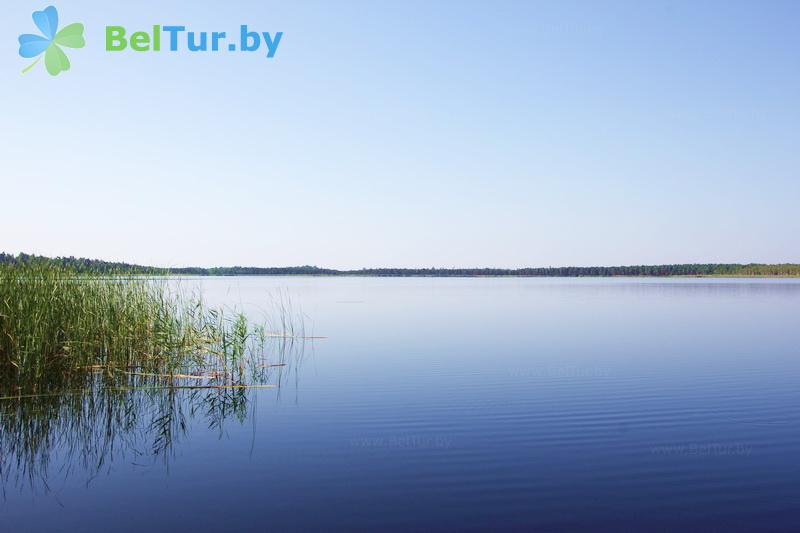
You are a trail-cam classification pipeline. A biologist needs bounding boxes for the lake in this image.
[3,277,800,531]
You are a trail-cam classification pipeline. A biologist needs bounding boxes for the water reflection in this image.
[0,337,308,497]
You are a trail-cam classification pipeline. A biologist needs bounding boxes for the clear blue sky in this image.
[1,0,798,268]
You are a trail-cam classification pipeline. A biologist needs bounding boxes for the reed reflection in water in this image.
[0,336,309,497]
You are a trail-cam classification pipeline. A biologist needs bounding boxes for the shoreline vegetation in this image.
[0,261,308,492]
[2,252,800,277]
[0,260,305,396]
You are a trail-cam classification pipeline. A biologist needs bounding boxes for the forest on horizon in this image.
[2,252,799,277]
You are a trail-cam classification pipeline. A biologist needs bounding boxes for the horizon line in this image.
[2,252,800,275]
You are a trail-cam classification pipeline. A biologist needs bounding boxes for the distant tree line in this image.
[2,252,799,277]
[167,265,339,276]
[349,264,800,277]
[0,252,160,274]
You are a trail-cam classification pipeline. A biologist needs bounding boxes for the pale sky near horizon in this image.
[1,0,798,269]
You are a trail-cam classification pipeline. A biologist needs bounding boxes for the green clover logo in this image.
[18,6,85,76]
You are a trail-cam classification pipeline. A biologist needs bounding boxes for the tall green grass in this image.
[0,261,311,494]
[0,261,292,392]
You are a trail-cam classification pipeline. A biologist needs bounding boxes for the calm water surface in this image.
[3,278,800,531]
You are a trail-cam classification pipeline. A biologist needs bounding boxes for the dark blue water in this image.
[3,278,800,531]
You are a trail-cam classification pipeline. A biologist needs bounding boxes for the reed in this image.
[0,261,287,393]
[1,337,307,495]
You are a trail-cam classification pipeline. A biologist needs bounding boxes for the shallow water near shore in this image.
[3,277,800,531]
